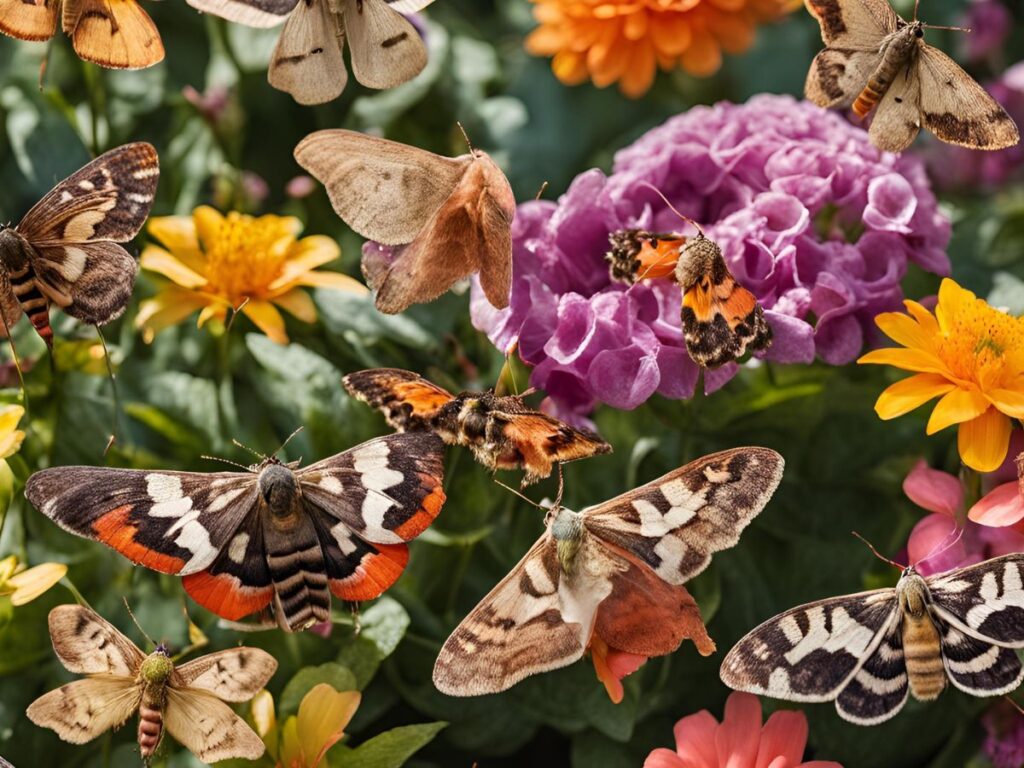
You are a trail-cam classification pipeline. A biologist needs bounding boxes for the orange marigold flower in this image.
[137,207,366,345]
[859,279,1024,472]
[525,0,798,97]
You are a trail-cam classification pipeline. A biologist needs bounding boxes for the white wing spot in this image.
[208,486,246,513]
[57,247,88,282]
[78,180,95,191]
[353,441,405,543]
[330,522,359,556]
[783,606,875,665]
[228,532,250,564]
[319,475,343,494]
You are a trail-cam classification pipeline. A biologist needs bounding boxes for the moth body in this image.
[853,23,922,118]
[896,568,946,701]
[550,507,583,574]
[675,235,725,290]
[0,227,53,345]
[136,648,173,758]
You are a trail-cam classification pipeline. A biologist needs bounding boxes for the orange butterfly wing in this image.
[0,0,58,41]
[63,0,164,69]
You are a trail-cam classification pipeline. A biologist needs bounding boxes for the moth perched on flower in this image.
[433,448,783,700]
[343,368,611,486]
[27,605,276,761]
[0,143,158,347]
[25,433,447,632]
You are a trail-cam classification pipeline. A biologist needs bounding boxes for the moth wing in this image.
[186,0,300,27]
[164,688,266,762]
[927,554,1024,646]
[0,0,58,41]
[25,467,258,576]
[433,537,593,696]
[17,142,159,246]
[31,242,138,324]
[63,0,164,69]
[27,677,141,744]
[939,623,1023,697]
[47,605,146,676]
[342,368,454,431]
[868,60,922,153]
[367,151,514,314]
[343,0,427,89]
[0,275,24,337]
[682,273,772,368]
[269,0,348,105]
[294,129,469,245]
[174,648,278,701]
[833,611,909,725]
[582,447,783,585]
[804,0,896,47]
[805,48,881,108]
[720,590,899,703]
[385,0,436,12]
[917,45,1020,150]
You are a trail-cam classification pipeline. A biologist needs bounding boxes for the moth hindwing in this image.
[433,447,784,696]
[25,432,447,632]
[26,605,276,762]
[720,554,1024,725]
[0,142,158,347]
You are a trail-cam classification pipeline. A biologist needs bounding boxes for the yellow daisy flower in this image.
[0,556,66,606]
[136,206,367,345]
[859,278,1024,472]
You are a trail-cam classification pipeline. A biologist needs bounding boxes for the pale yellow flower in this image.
[255,684,361,768]
[137,207,367,344]
[0,405,24,459]
[0,556,66,606]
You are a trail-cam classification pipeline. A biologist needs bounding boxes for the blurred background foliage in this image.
[0,1,1023,766]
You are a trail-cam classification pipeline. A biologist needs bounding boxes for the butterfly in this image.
[433,447,784,696]
[186,0,434,105]
[27,604,276,761]
[0,143,159,348]
[343,368,612,486]
[25,432,447,632]
[0,0,164,69]
[606,229,772,368]
[295,129,515,314]
[720,554,1024,725]
[804,0,1019,153]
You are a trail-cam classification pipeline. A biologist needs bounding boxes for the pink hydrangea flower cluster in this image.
[471,95,951,421]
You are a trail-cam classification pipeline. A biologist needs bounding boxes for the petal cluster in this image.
[472,95,950,421]
[526,0,798,97]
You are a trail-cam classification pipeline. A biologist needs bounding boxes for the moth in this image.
[720,554,1024,725]
[186,0,434,105]
[343,368,611,486]
[804,0,1020,153]
[27,605,276,761]
[607,229,772,368]
[25,432,447,632]
[0,0,164,69]
[296,129,515,314]
[433,447,784,696]
[0,142,159,347]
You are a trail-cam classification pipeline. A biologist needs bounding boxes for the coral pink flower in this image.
[970,432,1024,528]
[643,692,841,768]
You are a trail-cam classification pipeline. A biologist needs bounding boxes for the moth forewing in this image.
[186,0,300,27]
[343,0,428,89]
[0,0,58,41]
[62,0,165,69]
[269,0,349,105]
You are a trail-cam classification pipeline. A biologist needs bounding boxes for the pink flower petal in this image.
[799,763,845,767]
[674,711,719,768]
[717,693,763,768]
[970,481,1024,527]
[907,513,968,575]
[644,749,688,768]
[756,710,809,768]
[903,460,963,515]
[606,648,647,680]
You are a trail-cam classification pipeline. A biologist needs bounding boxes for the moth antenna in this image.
[913,0,919,21]
[123,598,157,649]
[535,181,549,200]
[636,182,705,237]
[232,438,268,462]
[456,122,475,154]
[226,296,250,335]
[350,602,362,636]
[1004,695,1024,717]
[272,426,304,458]
[551,463,565,510]
[851,531,903,571]
[493,476,547,511]
[95,326,122,456]
[916,522,965,568]
[201,454,253,471]
[519,387,538,398]
[0,311,30,420]
[922,23,971,32]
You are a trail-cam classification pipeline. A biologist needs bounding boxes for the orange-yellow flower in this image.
[525,0,798,98]
[859,279,1024,472]
[253,683,360,768]
[137,207,366,345]
[0,555,66,606]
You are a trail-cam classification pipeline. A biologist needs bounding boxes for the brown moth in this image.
[0,143,158,347]
[0,0,164,69]
[295,129,515,314]
[804,0,1019,152]
[27,605,276,761]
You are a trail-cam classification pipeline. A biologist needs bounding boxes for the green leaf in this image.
[279,663,358,718]
[337,598,410,688]
[315,290,435,350]
[334,722,447,768]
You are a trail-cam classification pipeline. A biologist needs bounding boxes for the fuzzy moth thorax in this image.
[259,463,301,519]
[140,648,174,685]
[0,227,32,272]
[550,508,584,574]
[675,236,723,290]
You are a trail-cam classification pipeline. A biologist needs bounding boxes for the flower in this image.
[859,279,1024,473]
[525,0,798,97]
[590,634,648,704]
[254,683,361,768]
[969,431,1024,528]
[472,95,950,422]
[983,699,1024,768]
[957,0,1011,65]
[137,207,366,345]
[0,556,67,606]
[0,405,25,460]
[643,691,842,768]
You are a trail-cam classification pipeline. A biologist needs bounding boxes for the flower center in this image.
[203,213,293,303]
[938,298,1024,389]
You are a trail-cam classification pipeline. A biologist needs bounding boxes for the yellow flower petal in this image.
[267,236,341,292]
[273,289,317,324]
[197,303,227,329]
[242,300,288,344]
[0,555,18,584]
[279,715,302,768]
[857,347,946,374]
[0,405,26,459]
[874,373,955,420]
[8,562,66,606]
[298,271,369,293]
[0,429,25,460]
[193,206,227,253]
[136,290,211,342]
[296,684,361,768]
[874,311,936,354]
[988,388,1024,419]
[958,407,1012,472]
[902,299,940,335]
[251,689,276,740]
[147,215,206,274]
[926,387,990,435]
[140,246,208,289]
